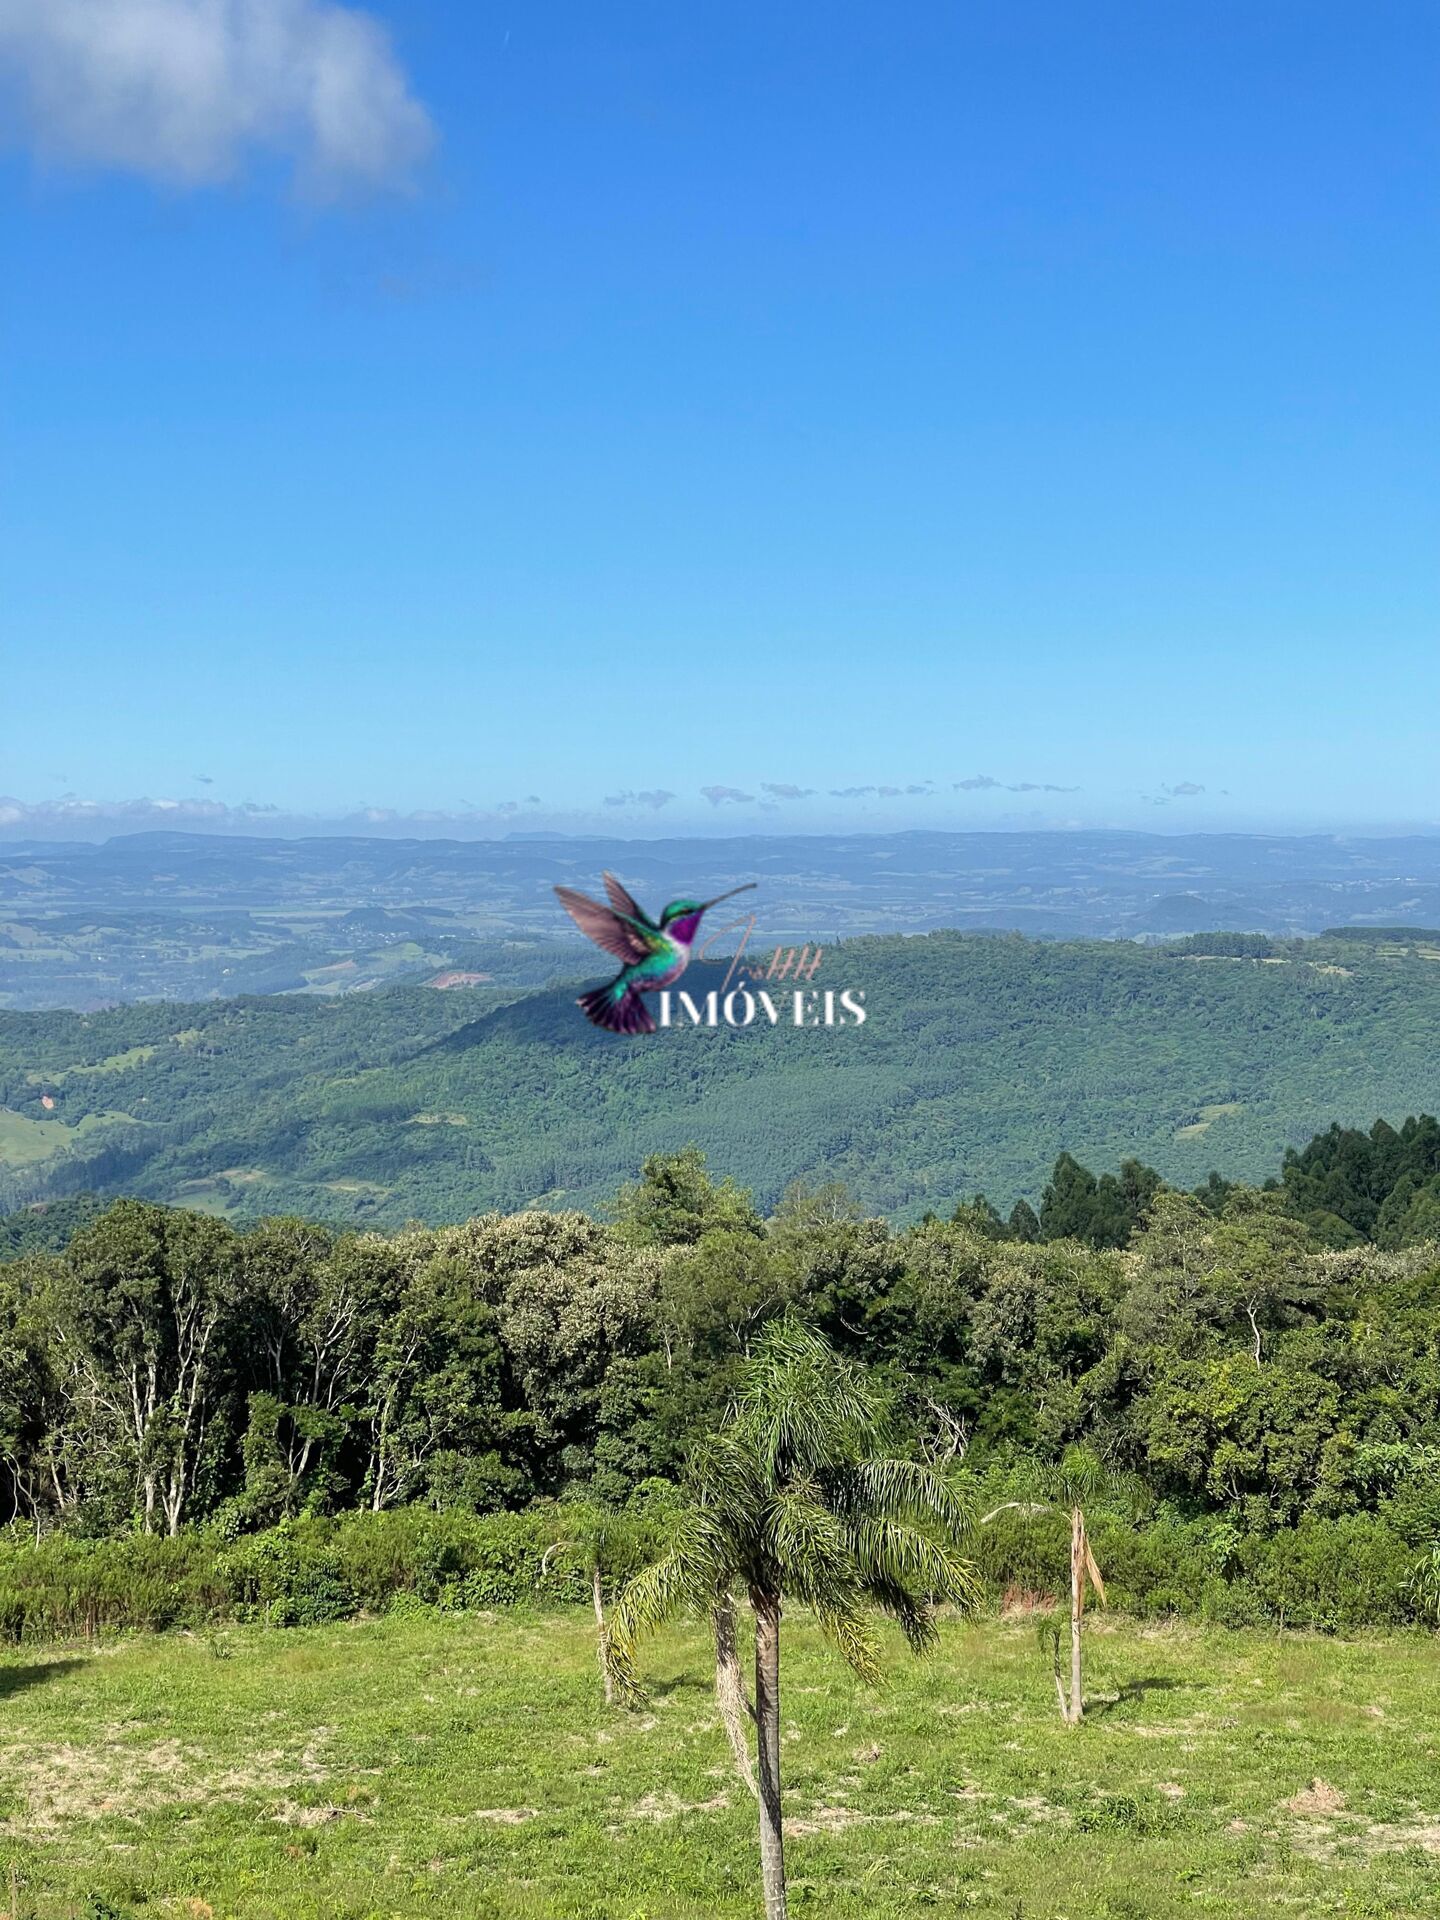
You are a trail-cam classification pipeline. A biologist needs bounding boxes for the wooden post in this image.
[1069,1506,1084,1724]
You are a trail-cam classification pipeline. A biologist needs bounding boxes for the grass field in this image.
[0,1107,139,1170]
[4,1610,1440,1919]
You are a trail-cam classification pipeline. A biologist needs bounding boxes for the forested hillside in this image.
[3,928,1440,1223]
[6,1150,1440,1637]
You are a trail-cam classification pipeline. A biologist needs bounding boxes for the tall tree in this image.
[48,1202,239,1533]
[614,1147,763,1248]
[608,1319,977,1920]
[0,1258,52,1531]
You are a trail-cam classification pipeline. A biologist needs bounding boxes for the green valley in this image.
[2,928,1440,1225]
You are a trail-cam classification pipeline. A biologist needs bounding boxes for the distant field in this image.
[0,1105,139,1168]
[11,827,1440,1010]
[4,1610,1439,1918]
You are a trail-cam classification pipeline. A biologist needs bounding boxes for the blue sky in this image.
[3,0,1437,839]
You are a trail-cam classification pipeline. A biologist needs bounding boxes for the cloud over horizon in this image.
[0,0,434,198]
[954,774,1080,794]
[829,782,933,799]
[604,789,676,810]
[0,793,557,842]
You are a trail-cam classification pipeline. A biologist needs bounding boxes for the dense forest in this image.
[5,1128,1440,1637]
[4,927,1440,1225]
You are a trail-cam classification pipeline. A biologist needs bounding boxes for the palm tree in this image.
[545,1501,667,1708]
[982,1446,1118,1723]
[608,1318,977,1920]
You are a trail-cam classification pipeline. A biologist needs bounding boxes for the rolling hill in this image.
[2,927,1440,1224]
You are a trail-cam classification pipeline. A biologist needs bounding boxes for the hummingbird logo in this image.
[555,871,757,1034]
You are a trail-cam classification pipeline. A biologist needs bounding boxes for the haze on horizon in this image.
[4,794,1440,845]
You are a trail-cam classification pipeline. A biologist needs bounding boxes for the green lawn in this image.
[4,1610,1440,1918]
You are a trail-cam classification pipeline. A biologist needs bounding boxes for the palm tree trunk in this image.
[713,1595,757,1796]
[1068,1506,1084,1724]
[753,1592,787,1920]
[592,1565,614,1708]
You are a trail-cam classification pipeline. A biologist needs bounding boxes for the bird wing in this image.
[554,886,662,964]
[603,870,659,930]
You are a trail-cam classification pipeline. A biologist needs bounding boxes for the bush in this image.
[968,1497,1423,1633]
[0,1497,1427,1645]
[217,1529,358,1626]
[1235,1516,1414,1629]
[0,1497,673,1643]
[0,1532,229,1642]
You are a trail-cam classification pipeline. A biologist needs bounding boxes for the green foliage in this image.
[1039,1152,1161,1248]
[0,1193,109,1255]
[1,1494,1426,1646]
[1405,1543,1440,1624]
[2,1123,1440,1640]
[610,1319,978,1694]
[0,1503,673,1643]
[1282,1115,1440,1246]
[1172,932,1278,958]
[8,931,1440,1225]
[613,1147,763,1246]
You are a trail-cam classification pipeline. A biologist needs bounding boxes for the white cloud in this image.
[0,794,530,840]
[0,0,434,197]
[604,789,676,810]
[955,773,1079,794]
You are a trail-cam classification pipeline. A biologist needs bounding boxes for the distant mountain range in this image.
[6,827,1440,1010]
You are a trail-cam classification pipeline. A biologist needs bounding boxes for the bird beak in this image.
[698,883,757,912]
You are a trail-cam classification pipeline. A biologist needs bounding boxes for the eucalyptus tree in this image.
[608,1318,977,1920]
[46,1201,241,1534]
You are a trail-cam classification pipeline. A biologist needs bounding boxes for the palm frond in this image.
[1058,1445,1110,1506]
[848,1514,982,1614]
[1082,1536,1107,1607]
[859,1574,938,1654]
[813,1601,882,1684]
[764,1484,860,1613]
[608,1514,734,1703]
[739,1315,877,1477]
[689,1432,768,1545]
[825,1457,975,1540]
[978,1499,1054,1525]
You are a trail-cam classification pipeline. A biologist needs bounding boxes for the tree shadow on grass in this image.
[1087,1676,1191,1717]
[642,1672,714,1702]
[0,1657,86,1699]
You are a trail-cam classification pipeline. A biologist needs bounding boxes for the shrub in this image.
[0,1497,674,1643]
[0,1499,1428,1644]
[1235,1516,1414,1629]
